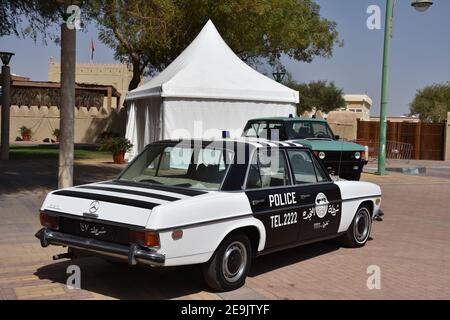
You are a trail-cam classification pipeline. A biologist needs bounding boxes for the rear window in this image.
[119,144,234,191]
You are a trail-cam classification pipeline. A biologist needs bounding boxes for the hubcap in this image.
[222,241,247,283]
[354,208,370,243]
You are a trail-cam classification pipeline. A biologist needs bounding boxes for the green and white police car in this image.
[242,117,368,180]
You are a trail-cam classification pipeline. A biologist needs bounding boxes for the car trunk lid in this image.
[41,181,207,227]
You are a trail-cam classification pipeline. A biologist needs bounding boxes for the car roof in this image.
[247,117,327,123]
[154,138,305,150]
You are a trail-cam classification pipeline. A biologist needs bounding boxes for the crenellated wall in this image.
[48,60,134,107]
[2,102,126,144]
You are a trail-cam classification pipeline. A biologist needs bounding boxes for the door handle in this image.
[300,194,311,200]
[251,199,265,206]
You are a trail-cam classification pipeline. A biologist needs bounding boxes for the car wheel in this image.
[342,206,372,248]
[202,232,252,292]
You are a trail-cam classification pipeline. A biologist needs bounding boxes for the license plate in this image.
[78,221,114,241]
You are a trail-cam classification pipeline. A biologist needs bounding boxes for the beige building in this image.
[339,94,372,121]
[48,58,134,107]
[0,61,137,144]
[303,94,373,121]
[2,78,124,144]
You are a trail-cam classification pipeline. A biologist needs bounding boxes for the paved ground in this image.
[0,158,449,300]
[366,159,450,180]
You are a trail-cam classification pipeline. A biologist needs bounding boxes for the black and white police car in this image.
[36,138,382,291]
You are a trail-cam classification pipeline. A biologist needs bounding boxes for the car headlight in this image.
[318,152,326,160]
[355,152,361,160]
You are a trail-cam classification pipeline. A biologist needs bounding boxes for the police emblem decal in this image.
[315,193,329,219]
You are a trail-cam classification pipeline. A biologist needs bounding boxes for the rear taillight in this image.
[128,230,160,248]
[39,212,59,230]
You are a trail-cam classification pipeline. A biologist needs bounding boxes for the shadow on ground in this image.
[249,239,341,277]
[34,239,344,299]
[34,257,205,299]
[0,159,124,195]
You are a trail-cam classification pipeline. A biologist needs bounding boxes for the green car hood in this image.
[292,139,365,152]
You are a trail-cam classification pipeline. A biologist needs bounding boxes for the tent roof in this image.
[126,20,299,104]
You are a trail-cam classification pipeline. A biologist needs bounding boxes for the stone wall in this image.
[1,101,126,144]
[327,111,359,141]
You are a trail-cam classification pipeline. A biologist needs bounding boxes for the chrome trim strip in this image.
[156,214,254,232]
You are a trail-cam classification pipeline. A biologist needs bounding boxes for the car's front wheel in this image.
[202,232,252,292]
[342,206,372,248]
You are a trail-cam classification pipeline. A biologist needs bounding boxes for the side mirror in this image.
[334,135,340,140]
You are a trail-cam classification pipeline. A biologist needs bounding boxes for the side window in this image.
[287,150,318,184]
[246,149,292,189]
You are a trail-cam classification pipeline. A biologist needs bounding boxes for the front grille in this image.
[59,217,130,245]
[321,151,359,162]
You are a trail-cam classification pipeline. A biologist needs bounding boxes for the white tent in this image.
[124,20,299,160]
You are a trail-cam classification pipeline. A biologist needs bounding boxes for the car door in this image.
[244,148,300,249]
[286,149,342,242]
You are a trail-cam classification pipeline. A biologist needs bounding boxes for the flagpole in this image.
[90,38,94,64]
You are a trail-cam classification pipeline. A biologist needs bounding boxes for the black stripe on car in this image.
[103,180,208,197]
[255,141,272,147]
[76,186,180,202]
[284,142,297,147]
[53,190,160,210]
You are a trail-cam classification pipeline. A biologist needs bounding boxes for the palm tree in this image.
[58,18,76,188]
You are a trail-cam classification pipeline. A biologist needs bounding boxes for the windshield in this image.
[285,121,334,140]
[119,144,234,191]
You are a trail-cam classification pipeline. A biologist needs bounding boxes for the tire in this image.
[342,206,372,248]
[202,232,252,292]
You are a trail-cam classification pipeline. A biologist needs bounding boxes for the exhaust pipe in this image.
[52,251,73,261]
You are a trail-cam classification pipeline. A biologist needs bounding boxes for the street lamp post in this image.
[272,70,286,83]
[377,0,433,175]
[0,52,15,161]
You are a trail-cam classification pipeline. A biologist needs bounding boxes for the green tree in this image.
[284,79,345,114]
[88,0,340,91]
[0,1,20,36]
[410,83,450,123]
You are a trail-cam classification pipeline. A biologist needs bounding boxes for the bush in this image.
[100,137,133,154]
[52,128,60,138]
[20,126,32,136]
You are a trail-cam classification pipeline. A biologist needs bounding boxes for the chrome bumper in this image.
[35,228,165,267]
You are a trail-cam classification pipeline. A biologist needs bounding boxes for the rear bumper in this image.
[35,228,165,267]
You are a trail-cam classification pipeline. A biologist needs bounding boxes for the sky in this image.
[1,0,449,116]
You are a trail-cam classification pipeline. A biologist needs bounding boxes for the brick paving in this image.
[0,158,449,299]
